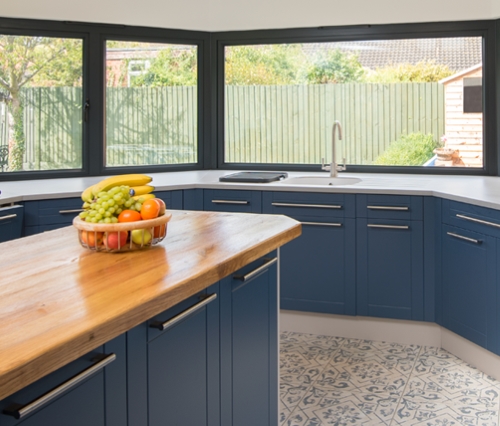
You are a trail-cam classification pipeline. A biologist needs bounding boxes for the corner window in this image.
[105,41,198,167]
[0,34,83,173]
[223,36,484,169]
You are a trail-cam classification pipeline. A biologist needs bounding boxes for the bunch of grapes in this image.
[79,186,145,223]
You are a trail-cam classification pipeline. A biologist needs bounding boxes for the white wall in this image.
[0,0,497,32]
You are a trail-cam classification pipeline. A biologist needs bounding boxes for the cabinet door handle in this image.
[2,353,116,419]
[367,205,409,211]
[447,231,482,245]
[301,221,342,227]
[150,293,217,331]
[271,202,341,209]
[0,214,17,221]
[367,224,409,230]
[211,200,249,205]
[456,214,500,229]
[233,257,278,282]
[59,209,84,214]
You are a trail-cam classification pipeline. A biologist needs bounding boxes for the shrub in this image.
[364,60,454,83]
[373,133,439,166]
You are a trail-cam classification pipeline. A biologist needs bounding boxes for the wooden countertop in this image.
[0,210,301,401]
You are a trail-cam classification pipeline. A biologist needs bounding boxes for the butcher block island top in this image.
[0,210,301,401]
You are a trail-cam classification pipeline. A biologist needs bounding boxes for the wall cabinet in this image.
[0,335,127,426]
[356,195,424,321]
[263,192,356,315]
[439,199,500,354]
[0,205,23,243]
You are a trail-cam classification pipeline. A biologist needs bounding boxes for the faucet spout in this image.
[322,120,346,177]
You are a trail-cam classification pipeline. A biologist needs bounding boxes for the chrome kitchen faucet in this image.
[322,120,346,177]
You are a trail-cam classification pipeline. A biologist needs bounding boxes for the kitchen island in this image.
[0,209,300,425]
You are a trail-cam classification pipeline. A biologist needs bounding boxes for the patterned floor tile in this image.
[292,386,398,425]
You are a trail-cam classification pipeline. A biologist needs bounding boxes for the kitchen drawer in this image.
[442,199,500,238]
[356,194,423,220]
[24,198,83,227]
[203,190,262,213]
[262,192,355,219]
[0,205,23,243]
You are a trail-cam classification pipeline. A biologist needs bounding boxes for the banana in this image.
[91,174,152,197]
[130,185,155,197]
[81,185,96,202]
[132,193,156,202]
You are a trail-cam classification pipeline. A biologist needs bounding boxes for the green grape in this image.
[104,217,111,224]
[115,208,123,215]
[134,202,142,211]
[104,211,112,218]
[95,213,103,220]
[79,211,88,219]
[108,206,116,214]
[89,210,97,217]
[97,191,107,198]
[108,199,116,207]
[124,199,133,208]
[100,195,110,201]
[113,193,122,201]
[111,217,118,223]
[98,208,105,214]
[82,202,90,209]
[90,217,98,223]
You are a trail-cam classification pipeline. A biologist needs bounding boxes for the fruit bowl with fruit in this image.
[74,174,171,253]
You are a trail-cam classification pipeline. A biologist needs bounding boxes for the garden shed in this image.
[439,64,483,167]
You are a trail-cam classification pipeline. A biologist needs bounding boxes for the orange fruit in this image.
[118,209,142,223]
[153,224,167,239]
[141,199,161,220]
[81,231,104,247]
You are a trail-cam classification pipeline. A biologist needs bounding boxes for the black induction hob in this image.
[219,171,288,183]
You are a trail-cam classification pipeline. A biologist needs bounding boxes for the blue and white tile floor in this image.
[280,331,500,425]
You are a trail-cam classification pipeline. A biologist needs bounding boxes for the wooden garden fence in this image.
[0,83,444,170]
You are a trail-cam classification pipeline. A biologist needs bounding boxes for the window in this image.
[105,41,198,168]
[0,34,83,173]
[220,29,490,171]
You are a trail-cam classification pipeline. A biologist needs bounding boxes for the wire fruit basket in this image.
[73,213,172,253]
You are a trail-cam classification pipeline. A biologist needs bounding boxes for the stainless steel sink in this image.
[282,176,361,186]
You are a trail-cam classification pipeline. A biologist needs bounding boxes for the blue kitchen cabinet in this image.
[183,188,204,210]
[203,189,262,213]
[0,205,23,242]
[126,284,220,426]
[219,253,278,426]
[356,195,424,320]
[23,197,83,235]
[439,199,500,354]
[154,190,183,210]
[263,191,356,315]
[0,335,127,426]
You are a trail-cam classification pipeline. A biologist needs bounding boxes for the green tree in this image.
[131,47,197,87]
[373,133,439,166]
[225,45,305,85]
[303,49,365,84]
[0,35,82,170]
[364,60,454,83]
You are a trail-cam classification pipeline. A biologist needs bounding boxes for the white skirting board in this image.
[280,310,500,382]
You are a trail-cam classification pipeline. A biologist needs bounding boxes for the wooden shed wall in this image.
[443,68,483,167]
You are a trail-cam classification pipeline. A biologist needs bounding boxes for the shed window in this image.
[463,77,483,113]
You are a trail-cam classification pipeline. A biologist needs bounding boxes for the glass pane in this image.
[0,35,83,173]
[105,41,198,167]
[224,37,483,168]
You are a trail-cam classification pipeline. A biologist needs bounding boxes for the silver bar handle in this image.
[150,293,217,331]
[59,209,84,214]
[367,205,409,211]
[211,200,249,205]
[233,257,278,282]
[456,214,500,229]
[301,221,342,227]
[271,202,342,209]
[3,353,116,419]
[367,224,410,230]
[447,231,482,245]
[0,214,17,221]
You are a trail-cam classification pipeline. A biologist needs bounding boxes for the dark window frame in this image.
[0,17,211,181]
[213,20,498,175]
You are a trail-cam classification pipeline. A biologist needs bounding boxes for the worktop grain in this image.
[0,210,301,401]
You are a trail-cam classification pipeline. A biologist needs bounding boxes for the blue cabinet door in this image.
[127,284,220,426]
[203,189,262,213]
[0,335,126,426]
[356,218,424,320]
[263,191,355,315]
[220,254,278,426]
[0,205,23,242]
[154,190,183,210]
[441,225,498,353]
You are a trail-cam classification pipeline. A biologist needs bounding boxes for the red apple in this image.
[105,231,128,250]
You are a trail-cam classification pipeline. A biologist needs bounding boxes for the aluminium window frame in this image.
[0,17,211,182]
[213,20,498,175]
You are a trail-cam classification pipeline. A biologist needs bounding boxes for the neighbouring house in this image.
[439,64,483,167]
